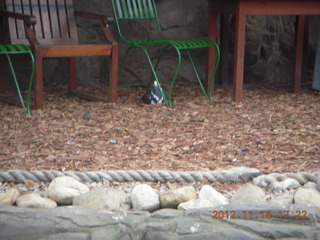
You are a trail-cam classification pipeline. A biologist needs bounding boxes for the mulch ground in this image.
[1,84,319,175]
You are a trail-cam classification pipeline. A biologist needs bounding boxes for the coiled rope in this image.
[0,167,261,184]
[1,168,318,191]
[253,171,320,190]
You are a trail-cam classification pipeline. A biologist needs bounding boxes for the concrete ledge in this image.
[0,203,319,240]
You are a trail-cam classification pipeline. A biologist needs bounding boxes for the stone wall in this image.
[1,0,318,88]
[72,0,318,87]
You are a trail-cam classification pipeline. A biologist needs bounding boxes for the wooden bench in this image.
[0,0,118,110]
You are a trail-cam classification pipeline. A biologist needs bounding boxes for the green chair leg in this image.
[118,46,149,88]
[0,44,35,114]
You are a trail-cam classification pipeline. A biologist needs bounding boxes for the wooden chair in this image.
[0,0,118,110]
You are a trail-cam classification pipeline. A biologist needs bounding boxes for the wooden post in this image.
[206,0,217,92]
[293,15,305,93]
[233,3,246,102]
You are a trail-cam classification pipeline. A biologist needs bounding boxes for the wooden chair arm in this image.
[74,11,117,46]
[0,10,40,47]
[0,9,36,26]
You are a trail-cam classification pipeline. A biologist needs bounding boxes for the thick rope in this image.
[0,167,261,184]
[253,171,319,190]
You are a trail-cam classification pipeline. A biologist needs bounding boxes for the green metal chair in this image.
[111,0,220,107]
[0,44,35,114]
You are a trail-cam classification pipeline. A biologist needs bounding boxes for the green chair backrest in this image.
[111,0,163,42]
[112,0,158,20]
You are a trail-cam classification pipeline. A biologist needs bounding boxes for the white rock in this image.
[294,188,320,207]
[159,186,196,208]
[303,182,319,191]
[47,176,90,204]
[131,184,159,211]
[16,193,57,209]
[270,191,294,205]
[178,199,214,210]
[73,188,131,210]
[0,188,20,206]
[231,184,266,203]
[199,185,228,207]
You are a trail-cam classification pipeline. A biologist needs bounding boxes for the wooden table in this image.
[207,0,320,102]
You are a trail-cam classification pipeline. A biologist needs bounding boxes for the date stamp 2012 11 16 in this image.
[212,210,308,220]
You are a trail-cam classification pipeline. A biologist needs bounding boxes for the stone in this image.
[24,180,36,189]
[159,186,197,208]
[38,232,90,240]
[16,193,57,209]
[0,203,319,240]
[47,176,90,205]
[269,178,301,190]
[73,188,131,211]
[270,191,294,205]
[131,184,160,211]
[317,170,320,191]
[177,199,214,210]
[198,185,228,207]
[303,181,319,191]
[294,188,320,207]
[0,188,20,206]
[231,184,266,203]
[150,208,184,219]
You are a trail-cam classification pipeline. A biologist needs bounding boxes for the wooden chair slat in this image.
[56,0,69,39]
[29,0,44,39]
[48,0,62,39]
[37,0,52,39]
[7,0,24,41]
[64,0,78,42]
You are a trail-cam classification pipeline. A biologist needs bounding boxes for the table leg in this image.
[233,5,246,102]
[34,49,44,110]
[220,14,231,86]
[293,15,305,93]
[207,0,217,92]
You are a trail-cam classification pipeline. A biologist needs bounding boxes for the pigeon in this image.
[141,81,166,105]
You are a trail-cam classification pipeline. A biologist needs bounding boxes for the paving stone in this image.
[150,209,184,219]
[91,225,131,240]
[38,232,90,240]
[0,203,319,240]
[146,218,179,232]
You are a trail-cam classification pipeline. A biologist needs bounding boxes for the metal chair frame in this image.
[111,0,220,107]
[0,44,35,114]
